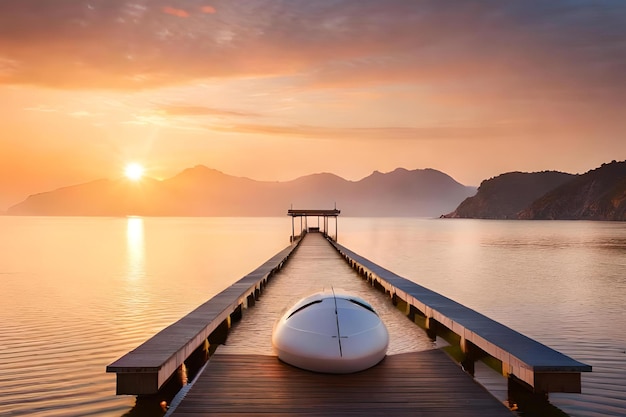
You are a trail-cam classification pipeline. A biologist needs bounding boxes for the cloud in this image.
[201,5,216,14]
[24,105,59,113]
[0,56,20,76]
[158,105,259,118]
[0,0,624,113]
[162,6,189,18]
[208,121,537,141]
[69,110,93,118]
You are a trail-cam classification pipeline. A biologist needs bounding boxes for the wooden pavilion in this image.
[287,207,340,242]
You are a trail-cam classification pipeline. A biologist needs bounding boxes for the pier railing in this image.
[329,238,592,394]
[106,242,300,395]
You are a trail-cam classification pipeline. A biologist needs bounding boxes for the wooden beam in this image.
[329,240,592,393]
[106,243,300,395]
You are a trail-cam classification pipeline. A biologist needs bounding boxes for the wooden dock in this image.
[167,232,514,416]
[168,350,513,416]
[108,222,591,416]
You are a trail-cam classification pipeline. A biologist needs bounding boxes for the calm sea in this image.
[0,217,624,416]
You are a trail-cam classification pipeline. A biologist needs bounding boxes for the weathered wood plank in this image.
[168,350,514,417]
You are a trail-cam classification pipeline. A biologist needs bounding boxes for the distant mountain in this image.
[4,178,164,216]
[518,160,626,220]
[443,171,574,219]
[346,168,477,216]
[442,160,626,221]
[6,166,476,217]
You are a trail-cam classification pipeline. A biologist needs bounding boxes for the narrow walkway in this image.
[168,233,514,416]
[220,232,432,355]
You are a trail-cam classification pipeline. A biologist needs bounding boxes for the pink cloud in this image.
[163,6,189,18]
[201,5,217,14]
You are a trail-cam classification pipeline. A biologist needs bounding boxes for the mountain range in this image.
[5,166,477,217]
[7,160,626,219]
[444,160,626,221]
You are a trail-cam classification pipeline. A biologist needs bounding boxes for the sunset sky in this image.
[1,0,625,210]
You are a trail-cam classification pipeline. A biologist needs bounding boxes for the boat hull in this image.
[272,289,389,373]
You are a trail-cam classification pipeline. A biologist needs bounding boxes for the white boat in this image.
[272,288,389,373]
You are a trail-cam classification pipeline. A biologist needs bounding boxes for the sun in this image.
[124,163,145,181]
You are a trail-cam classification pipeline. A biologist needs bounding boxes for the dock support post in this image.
[177,363,188,387]
[460,338,487,377]
[231,304,243,323]
[392,293,411,315]
[208,318,230,345]
[186,339,209,372]
[506,376,564,415]
[408,305,421,322]
[247,293,256,307]
[425,317,439,341]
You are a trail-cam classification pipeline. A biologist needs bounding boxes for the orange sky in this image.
[1,1,625,210]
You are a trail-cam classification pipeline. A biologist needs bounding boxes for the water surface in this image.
[340,218,626,417]
[0,217,288,416]
[1,217,624,416]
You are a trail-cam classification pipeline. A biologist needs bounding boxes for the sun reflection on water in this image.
[126,216,145,281]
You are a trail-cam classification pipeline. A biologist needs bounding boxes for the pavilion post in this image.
[287,208,340,242]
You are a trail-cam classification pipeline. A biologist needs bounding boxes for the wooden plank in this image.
[330,240,592,392]
[168,350,514,416]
